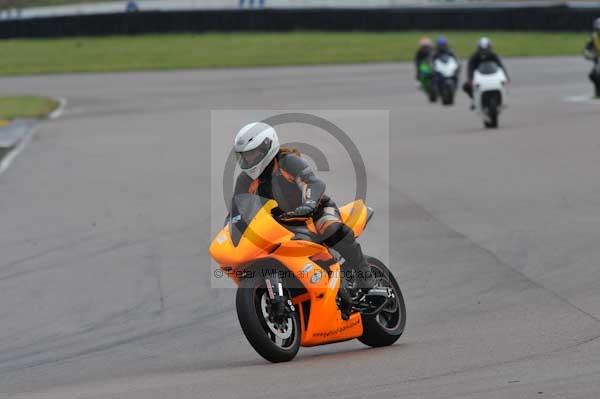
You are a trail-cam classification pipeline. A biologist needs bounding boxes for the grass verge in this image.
[0,96,59,120]
[0,31,588,76]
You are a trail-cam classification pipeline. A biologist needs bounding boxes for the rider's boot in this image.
[322,222,380,316]
[337,280,353,320]
[353,257,376,291]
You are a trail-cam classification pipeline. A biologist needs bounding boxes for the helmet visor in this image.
[236,138,272,169]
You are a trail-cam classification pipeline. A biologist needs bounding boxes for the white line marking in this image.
[0,96,66,175]
[48,97,68,120]
[563,95,600,104]
[0,125,35,176]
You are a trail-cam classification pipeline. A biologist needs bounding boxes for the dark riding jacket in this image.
[233,151,327,213]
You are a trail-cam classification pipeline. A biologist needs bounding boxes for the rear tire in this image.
[358,257,406,348]
[595,82,600,99]
[236,275,301,363]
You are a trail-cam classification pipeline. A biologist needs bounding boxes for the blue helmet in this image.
[436,36,448,48]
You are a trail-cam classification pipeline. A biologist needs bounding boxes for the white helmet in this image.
[595,17,600,34]
[234,122,280,180]
[478,37,492,50]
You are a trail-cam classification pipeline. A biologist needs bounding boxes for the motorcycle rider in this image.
[230,122,376,300]
[583,18,600,96]
[432,35,457,61]
[432,36,460,88]
[463,37,509,108]
[414,36,434,80]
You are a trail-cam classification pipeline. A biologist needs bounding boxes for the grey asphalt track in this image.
[0,57,599,398]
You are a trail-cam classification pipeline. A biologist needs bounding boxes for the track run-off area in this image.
[0,57,599,398]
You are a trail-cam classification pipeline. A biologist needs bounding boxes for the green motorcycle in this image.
[418,62,437,103]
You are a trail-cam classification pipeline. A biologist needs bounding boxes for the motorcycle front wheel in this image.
[484,100,499,129]
[236,273,301,363]
[358,256,406,347]
[427,88,437,103]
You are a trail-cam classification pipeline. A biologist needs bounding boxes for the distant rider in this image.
[414,37,434,80]
[583,18,600,95]
[432,36,460,87]
[432,36,457,61]
[463,37,509,108]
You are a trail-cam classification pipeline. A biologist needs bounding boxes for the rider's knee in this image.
[321,223,356,247]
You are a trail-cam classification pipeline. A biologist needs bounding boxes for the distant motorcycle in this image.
[418,61,437,103]
[433,54,460,106]
[583,48,600,98]
[592,63,600,98]
[472,61,508,129]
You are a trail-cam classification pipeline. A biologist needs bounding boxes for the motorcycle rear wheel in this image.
[236,274,301,363]
[358,256,406,347]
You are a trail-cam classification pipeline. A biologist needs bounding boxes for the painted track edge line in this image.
[48,97,68,120]
[0,125,36,176]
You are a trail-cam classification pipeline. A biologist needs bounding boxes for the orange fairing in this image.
[271,246,363,346]
[339,200,369,237]
[209,196,365,346]
[292,263,363,346]
[209,200,292,269]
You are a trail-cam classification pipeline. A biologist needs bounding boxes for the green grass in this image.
[0,32,587,76]
[0,96,59,119]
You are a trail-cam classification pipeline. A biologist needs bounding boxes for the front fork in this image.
[265,275,295,323]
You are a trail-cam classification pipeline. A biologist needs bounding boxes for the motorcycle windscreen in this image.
[477,61,500,75]
[229,194,271,247]
[437,54,453,63]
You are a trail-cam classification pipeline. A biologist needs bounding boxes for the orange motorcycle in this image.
[209,194,406,362]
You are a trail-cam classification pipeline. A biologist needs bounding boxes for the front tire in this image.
[428,89,437,103]
[358,256,406,347]
[441,82,455,106]
[441,90,454,106]
[484,101,499,129]
[236,275,301,363]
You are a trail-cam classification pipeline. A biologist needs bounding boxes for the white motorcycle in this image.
[433,54,460,106]
[583,47,600,98]
[593,63,600,98]
[472,61,508,129]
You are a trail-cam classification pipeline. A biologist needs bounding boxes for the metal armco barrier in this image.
[0,5,598,38]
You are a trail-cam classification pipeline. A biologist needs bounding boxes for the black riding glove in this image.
[281,203,315,219]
